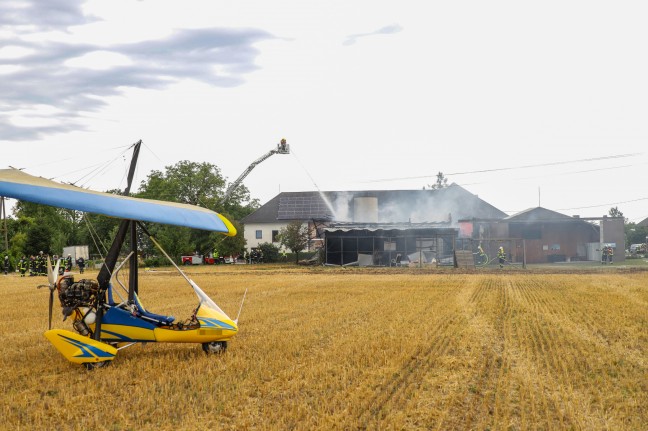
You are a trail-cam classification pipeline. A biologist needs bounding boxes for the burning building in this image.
[241,184,507,265]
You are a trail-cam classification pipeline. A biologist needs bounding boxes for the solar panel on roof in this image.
[277,195,333,220]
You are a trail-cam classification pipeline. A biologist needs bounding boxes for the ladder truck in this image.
[220,138,290,204]
[183,139,290,265]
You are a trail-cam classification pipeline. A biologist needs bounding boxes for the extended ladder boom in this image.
[221,139,290,204]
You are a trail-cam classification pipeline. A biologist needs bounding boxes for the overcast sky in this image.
[2,0,648,222]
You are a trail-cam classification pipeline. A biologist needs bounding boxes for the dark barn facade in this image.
[324,223,459,266]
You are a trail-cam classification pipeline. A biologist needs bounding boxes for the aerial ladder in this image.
[220,138,290,204]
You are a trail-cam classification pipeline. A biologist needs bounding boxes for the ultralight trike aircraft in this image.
[0,151,243,369]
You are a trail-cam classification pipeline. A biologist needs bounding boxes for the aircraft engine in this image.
[57,276,100,328]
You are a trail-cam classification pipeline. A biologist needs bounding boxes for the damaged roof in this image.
[241,184,507,224]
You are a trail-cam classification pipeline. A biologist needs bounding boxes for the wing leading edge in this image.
[0,169,236,235]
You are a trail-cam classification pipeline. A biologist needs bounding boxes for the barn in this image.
[459,207,625,264]
[241,185,507,265]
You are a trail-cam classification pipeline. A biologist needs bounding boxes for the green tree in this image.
[279,221,310,263]
[137,161,257,258]
[625,222,648,246]
[152,225,194,263]
[138,161,225,207]
[76,212,121,258]
[213,218,246,257]
[258,242,280,263]
[608,206,627,223]
[427,172,449,190]
[13,201,67,255]
[24,223,53,256]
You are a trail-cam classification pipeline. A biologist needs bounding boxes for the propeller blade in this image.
[46,256,54,285]
[54,259,61,277]
[43,255,59,330]
[48,288,54,330]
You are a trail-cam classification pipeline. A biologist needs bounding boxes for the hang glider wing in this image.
[0,169,236,235]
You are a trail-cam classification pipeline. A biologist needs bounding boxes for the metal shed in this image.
[323,222,458,266]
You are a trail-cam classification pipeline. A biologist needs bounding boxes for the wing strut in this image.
[95,141,142,340]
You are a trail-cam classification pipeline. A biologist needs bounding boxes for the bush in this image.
[258,242,280,263]
[143,256,168,267]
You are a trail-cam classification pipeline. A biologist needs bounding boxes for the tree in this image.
[24,223,53,256]
[212,218,246,257]
[608,206,627,223]
[153,225,194,262]
[258,242,280,263]
[625,222,648,246]
[427,172,449,190]
[137,161,257,258]
[76,212,121,257]
[279,221,310,263]
[13,201,67,256]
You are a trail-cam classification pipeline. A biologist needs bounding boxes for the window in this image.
[522,227,541,239]
[272,230,279,243]
[255,230,262,239]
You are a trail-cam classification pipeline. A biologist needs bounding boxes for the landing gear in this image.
[84,361,111,370]
[202,341,227,354]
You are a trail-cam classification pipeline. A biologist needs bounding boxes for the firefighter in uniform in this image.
[606,246,614,264]
[76,256,85,274]
[601,245,611,264]
[3,255,9,275]
[497,246,506,269]
[18,256,28,277]
[477,245,487,265]
[66,254,73,272]
[37,251,46,276]
[57,255,65,274]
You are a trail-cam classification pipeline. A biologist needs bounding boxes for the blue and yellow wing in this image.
[0,169,235,235]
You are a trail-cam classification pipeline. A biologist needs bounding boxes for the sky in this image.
[2,0,648,223]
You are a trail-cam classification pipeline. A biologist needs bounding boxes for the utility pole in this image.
[1,197,8,252]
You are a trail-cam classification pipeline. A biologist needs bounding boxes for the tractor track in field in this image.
[461,278,518,431]
[432,277,508,430]
[514,276,604,430]
[354,298,461,429]
[487,279,516,430]
[519,277,574,428]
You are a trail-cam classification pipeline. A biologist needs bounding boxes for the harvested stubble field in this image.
[1,265,646,430]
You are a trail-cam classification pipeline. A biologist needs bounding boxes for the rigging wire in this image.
[140,142,216,210]
[456,163,640,187]
[83,215,108,261]
[362,152,644,183]
[74,145,134,188]
[555,196,648,212]
[20,144,132,171]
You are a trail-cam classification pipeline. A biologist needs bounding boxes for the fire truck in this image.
[181,254,212,265]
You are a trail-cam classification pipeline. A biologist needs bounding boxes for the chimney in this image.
[353,197,378,223]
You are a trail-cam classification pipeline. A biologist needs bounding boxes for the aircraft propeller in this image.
[37,256,60,330]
